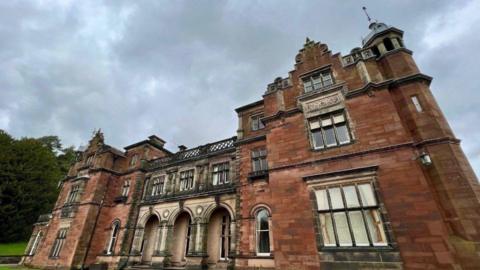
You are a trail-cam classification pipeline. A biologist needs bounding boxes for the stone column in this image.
[391,37,401,49]
[130,228,144,255]
[155,222,169,256]
[229,221,236,256]
[161,224,175,267]
[377,42,387,54]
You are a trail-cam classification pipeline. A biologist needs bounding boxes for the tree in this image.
[0,130,75,242]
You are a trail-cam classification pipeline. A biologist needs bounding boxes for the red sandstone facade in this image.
[22,22,480,270]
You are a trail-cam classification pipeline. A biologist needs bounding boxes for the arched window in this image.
[107,221,120,255]
[29,231,43,256]
[255,209,270,256]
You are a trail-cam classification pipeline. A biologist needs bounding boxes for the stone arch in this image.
[138,210,161,228]
[203,202,235,222]
[250,203,273,217]
[167,206,194,226]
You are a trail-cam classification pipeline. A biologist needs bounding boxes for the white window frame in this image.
[50,228,68,258]
[308,111,352,150]
[251,114,265,131]
[29,231,43,256]
[411,95,423,112]
[121,179,130,197]
[65,184,80,204]
[151,175,166,196]
[302,70,334,93]
[251,149,268,172]
[106,221,120,255]
[255,208,271,256]
[313,178,389,248]
[179,169,195,191]
[212,162,230,186]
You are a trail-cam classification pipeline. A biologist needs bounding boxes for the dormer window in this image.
[302,70,334,93]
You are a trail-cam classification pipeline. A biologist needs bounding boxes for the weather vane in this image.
[362,6,372,23]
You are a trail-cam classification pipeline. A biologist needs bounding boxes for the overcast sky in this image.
[0,0,479,176]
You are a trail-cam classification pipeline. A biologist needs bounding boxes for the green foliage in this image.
[0,130,76,243]
[0,242,28,256]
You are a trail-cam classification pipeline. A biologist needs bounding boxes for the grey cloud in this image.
[0,0,479,176]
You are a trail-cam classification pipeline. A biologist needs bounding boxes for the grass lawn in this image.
[0,266,33,270]
[0,242,27,256]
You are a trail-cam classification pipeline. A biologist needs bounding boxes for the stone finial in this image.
[88,128,104,148]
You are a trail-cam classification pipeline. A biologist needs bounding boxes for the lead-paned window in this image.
[251,149,268,172]
[315,182,388,247]
[309,112,351,149]
[302,70,334,93]
[212,162,230,185]
[251,114,265,131]
[151,175,166,196]
[66,184,80,204]
[179,170,194,191]
[50,228,68,258]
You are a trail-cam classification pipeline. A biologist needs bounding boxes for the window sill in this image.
[319,245,394,252]
[310,140,355,152]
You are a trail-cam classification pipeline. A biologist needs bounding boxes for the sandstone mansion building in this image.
[22,21,480,270]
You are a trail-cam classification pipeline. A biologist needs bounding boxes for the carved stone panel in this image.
[301,91,345,118]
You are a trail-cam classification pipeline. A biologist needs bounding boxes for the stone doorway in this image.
[141,215,159,264]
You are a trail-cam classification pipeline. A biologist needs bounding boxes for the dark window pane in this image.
[312,130,324,149]
[324,127,337,147]
[258,231,270,253]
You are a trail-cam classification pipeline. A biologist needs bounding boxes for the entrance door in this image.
[142,216,159,263]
